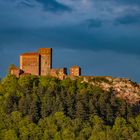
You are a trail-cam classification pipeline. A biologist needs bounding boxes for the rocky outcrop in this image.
[82,76,140,104]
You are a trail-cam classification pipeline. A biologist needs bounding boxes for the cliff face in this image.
[82,76,140,104]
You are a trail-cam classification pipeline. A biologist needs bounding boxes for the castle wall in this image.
[50,68,67,80]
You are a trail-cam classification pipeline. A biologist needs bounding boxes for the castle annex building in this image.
[10,48,81,79]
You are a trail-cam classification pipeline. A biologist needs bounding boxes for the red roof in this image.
[20,52,38,56]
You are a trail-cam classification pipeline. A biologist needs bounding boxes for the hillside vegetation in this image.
[0,75,140,140]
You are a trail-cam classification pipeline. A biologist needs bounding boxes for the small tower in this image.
[10,65,23,78]
[70,65,81,77]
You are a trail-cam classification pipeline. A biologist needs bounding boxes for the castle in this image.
[10,48,81,80]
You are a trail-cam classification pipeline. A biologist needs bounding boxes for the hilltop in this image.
[8,48,140,105]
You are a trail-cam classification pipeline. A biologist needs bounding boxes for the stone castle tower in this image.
[38,48,52,76]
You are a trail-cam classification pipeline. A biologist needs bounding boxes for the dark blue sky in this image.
[0,0,140,82]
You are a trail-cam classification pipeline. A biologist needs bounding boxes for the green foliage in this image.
[0,76,140,139]
[7,64,15,74]
[4,129,18,140]
[1,75,18,95]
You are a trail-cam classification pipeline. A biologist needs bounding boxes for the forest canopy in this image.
[0,74,140,140]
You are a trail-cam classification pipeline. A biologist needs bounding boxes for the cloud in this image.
[0,25,140,55]
[0,0,140,56]
[84,19,102,28]
[1,0,140,28]
[113,0,140,5]
[114,13,140,25]
[17,0,36,8]
[35,0,71,12]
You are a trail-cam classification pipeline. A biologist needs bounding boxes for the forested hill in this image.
[0,75,140,140]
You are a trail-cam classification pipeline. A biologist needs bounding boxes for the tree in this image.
[76,100,86,120]
[112,117,134,139]
[5,94,18,114]
[61,129,75,140]
[2,75,18,94]
[77,127,92,140]
[18,75,35,91]
[7,64,15,74]
[29,94,41,123]
[4,129,18,140]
